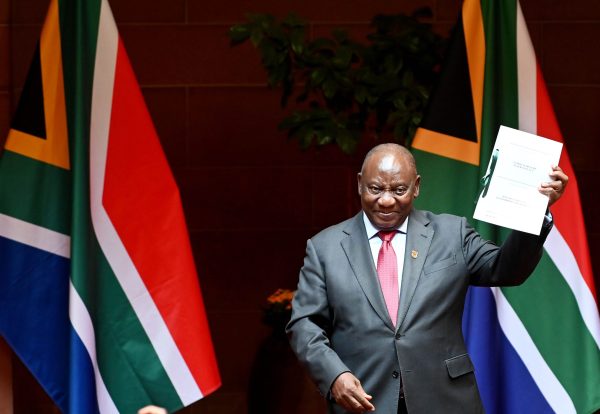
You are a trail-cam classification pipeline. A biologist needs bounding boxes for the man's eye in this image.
[368,186,382,195]
[393,188,408,196]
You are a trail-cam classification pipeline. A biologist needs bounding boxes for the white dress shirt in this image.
[362,212,408,296]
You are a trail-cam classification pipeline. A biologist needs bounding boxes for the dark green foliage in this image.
[229,9,444,154]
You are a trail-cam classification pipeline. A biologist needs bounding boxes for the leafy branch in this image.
[229,9,444,153]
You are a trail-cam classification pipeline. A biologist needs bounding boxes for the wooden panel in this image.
[141,87,187,169]
[10,0,46,24]
[520,0,600,21]
[575,170,600,235]
[190,229,309,311]
[9,25,40,91]
[0,92,10,143]
[311,22,371,42]
[311,166,358,228]
[549,85,600,172]
[198,311,269,391]
[0,0,8,24]
[13,0,186,24]
[0,27,8,90]
[187,87,310,168]
[110,0,185,23]
[434,0,462,22]
[120,25,268,85]
[542,23,600,84]
[587,233,600,288]
[188,0,435,23]
[176,166,314,231]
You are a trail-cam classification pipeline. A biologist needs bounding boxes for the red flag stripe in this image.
[102,39,221,395]
[535,65,597,302]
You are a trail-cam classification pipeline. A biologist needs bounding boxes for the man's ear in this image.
[414,175,421,198]
[357,173,363,195]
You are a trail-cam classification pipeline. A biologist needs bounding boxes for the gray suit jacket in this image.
[287,209,551,414]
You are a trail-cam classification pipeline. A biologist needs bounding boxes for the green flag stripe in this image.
[413,0,599,412]
[480,2,600,410]
[58,0,181,410]
[0,151,70,234]
[413,149,480,218]
[480,0,518,177]
[503,255,600,412]
[73,240,183,412]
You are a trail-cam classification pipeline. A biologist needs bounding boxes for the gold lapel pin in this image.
[411,250,418,259]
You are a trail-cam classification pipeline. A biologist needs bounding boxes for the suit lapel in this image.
[397,210,434,331]
[341,213,395,330]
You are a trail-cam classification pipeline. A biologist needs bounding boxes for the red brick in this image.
[549,85,600,171]
[141,86,187,169]
[188,0,434,24]
[187,86,314,167]
[542,23,600,85]
[120,24,267,86]
[175,166,313,231]
[110,0,185,23]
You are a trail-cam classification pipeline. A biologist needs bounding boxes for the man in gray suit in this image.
[286,143,568,413]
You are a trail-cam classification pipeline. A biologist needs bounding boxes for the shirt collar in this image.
[362,211,409,240]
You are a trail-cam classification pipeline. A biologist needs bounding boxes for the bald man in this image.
[287,143,567,414]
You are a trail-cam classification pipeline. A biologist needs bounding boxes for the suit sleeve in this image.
[463,215,553,286]
[286,238,350,397]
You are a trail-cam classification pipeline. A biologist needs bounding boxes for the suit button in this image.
[395,333,401,340]
[392,371,399,379]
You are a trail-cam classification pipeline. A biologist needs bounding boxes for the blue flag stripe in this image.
[68,328,100,413]
[463,288,554,414]
[0,236,70,410]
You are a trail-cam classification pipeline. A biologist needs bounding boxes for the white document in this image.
[473,125,563,235]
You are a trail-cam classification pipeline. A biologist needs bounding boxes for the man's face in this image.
[358,151,420,231]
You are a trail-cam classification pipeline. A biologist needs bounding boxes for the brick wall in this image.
[2,0,599,413]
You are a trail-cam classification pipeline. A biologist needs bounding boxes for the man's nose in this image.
[377,192,396,207]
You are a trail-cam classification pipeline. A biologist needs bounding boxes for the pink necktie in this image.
[377,231,399,327]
